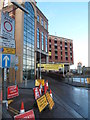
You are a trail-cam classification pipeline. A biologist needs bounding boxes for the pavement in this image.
[2,79,87,120]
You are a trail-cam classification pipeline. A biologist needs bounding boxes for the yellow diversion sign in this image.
[2,48,15,54]
[46,92,54,110]
[35,79,44,86]
[37,64,64,71]
[36,95,48,112]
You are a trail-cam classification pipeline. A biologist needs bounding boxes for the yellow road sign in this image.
[2,48,15,54]
[8,100,13,105]
[49,52,51,56]
[46,92,54,110]
[35,79,45,86]
[37,64,64,70]
[36,95,48,112]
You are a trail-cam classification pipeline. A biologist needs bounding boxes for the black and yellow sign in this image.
[36,95,48,112]
[2,48,15,54]
[46,92,54,110]
[35,79,44,86]
[37,64,64,71]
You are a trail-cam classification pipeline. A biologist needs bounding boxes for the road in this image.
[43,74,89,119]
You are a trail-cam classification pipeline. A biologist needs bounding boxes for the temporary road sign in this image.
[2,48,15,54]
[0,38,15,48]
[36,95,48,112]
[14,109,35,120]
[1,12,15,39]
[46,92,54,110]
[7,85,19,99]
[35,79,44,87]
[2,54,11,68]
[37,64,64,71]
[33,87,40,100]
[49,52,51,56]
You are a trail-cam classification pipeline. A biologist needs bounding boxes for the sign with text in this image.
[37,64,64,71]
[2,47,15,54]
[1,12,15,39]
[7,85,19,99]
[0,38,15,48]
[14,109,35,120]
[36,95,48,112]
[35,79,44,87]
[46,92,54,110]
[33,87,40,100]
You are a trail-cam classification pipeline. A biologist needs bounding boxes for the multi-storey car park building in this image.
[48,35,74,72]
[0,1,48,83]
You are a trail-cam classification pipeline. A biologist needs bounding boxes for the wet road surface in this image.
[43,75,89,119]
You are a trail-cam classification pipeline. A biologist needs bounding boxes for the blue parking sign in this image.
[2,54,11,68]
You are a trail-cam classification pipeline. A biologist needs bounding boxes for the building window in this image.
[45,35,48,52]
[70,48,72,51]
[45,22,47,30]
[49,39,51,42]
[55,46,57,49]
[61,56,62,60]
[66,57,68,61]
[37,28,39,48]
[41,19,44,26]
[49,56,52,59]
[60,46,62,50]
[23,2,35,80]
[55,56,58,60]
[54,40,57,44]
[61,51,62,55]
[49,45,51,48]
[60,41,62,44]
[55,51,57,54]
[42,32,44,50]
[37,15,39,22]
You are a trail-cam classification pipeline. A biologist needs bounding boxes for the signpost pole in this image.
[40,50,41,79]
[3,68,8,108]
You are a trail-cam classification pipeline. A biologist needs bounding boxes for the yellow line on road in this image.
[8,106,19,115]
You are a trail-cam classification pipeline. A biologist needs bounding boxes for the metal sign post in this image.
[3,68,8,108]
[40,50,41,79]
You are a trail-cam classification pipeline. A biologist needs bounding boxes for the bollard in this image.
[25,78,27,87]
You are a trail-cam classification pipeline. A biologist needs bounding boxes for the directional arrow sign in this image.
[2,54,11,68]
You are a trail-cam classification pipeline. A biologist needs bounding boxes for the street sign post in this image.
[1,12,15,39]
[2,54,11,68]
[0,38,15,48]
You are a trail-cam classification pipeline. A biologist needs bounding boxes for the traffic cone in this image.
[46,80,48,90]
[20,102,25,114]
[50,89,52,98]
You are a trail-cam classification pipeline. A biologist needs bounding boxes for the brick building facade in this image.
[48,35,74,72]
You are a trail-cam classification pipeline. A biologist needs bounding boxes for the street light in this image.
[11,2,29,14]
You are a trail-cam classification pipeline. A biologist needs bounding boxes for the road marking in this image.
[8,106,19,115]
[8,100,13,105]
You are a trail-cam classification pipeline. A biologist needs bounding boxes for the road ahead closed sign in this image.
[14,109,35,120]
[36,95,48,112]
[46,92,54,110]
